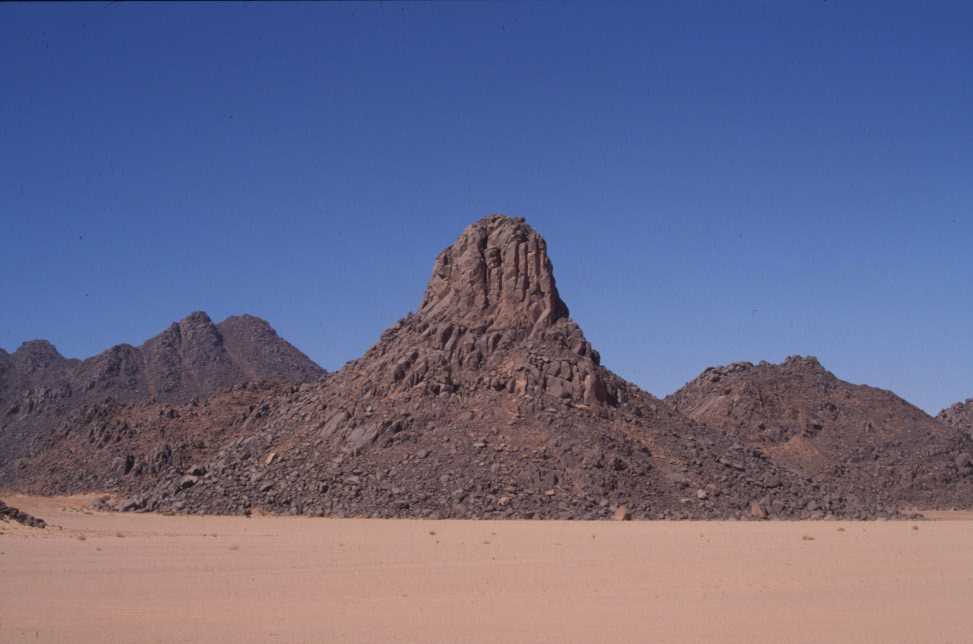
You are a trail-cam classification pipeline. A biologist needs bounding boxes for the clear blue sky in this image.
[2,2,970,414]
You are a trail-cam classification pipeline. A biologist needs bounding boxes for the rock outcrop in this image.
[343,216,611,406]
[0,499,46,528]
[938,399,973,438]
[667,357,973,508]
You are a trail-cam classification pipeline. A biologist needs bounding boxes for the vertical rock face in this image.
[347,215,608,406]
[419,215,569,333]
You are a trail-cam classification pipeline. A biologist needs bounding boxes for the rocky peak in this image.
[217,315,325,382]
[219,314,273,333]
[12,340,67,372]
[0,311,325,482]
[418,215,569,334]
[666,354,971,492]
[782,355,826,372]
[176,311,220,342]
[675,356,834,400]
[697,361,755,384]
[939,399,973,437]
[339,215,613,406]
[146,312,223,361]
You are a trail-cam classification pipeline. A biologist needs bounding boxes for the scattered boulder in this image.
[116,497,145,512]
[0,499,46,528]
[750,501,768,520]
[613,506,631,521]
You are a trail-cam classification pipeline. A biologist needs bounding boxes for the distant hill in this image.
[0,312,324,481]
[666,357,973,508]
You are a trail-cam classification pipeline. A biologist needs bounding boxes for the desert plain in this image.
[2,494,972,644]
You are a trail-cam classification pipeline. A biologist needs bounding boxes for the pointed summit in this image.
[217,315,325,382]
[419,215,568,333]
[13,340,66,371]
[348,215,608,404]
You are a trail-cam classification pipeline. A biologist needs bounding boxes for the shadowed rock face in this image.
[667,357,973,507]
[939,399,973,438]
[19,214,952,521]
[138,312,237,399]
[0,341,77,405]
[218,315,325,383]
[0,313,324,481]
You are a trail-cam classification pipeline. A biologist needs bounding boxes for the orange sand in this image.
[2,494,971,643]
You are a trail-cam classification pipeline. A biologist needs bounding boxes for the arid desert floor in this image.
[2,495,972,644]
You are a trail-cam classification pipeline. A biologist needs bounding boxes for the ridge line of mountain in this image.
[4,214,971,520]
[0,310,325,482]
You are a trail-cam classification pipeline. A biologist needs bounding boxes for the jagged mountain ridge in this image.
[0,312,324,481]
[666,357,973,507]
[15,215,918,519]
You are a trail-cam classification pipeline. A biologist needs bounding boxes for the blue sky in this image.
[1,2,970,413]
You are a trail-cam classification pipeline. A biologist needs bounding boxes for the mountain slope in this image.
[667,357,973,507]
[0,313,324,481]
[15,215,914,519]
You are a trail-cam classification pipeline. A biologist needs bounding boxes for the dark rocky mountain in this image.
[0,313,324,481]
[666,358,973,508]
[13,215,939,520]
[938,399,973,438]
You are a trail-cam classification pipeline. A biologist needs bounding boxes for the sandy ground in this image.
[1,495,972,644]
